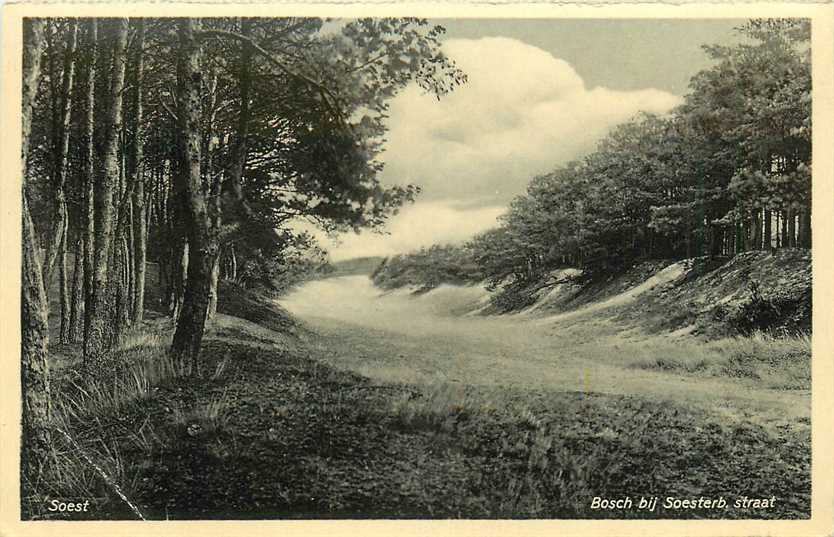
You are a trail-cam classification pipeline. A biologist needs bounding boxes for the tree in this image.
[130,19,147,324]
[21,17,50,481]
[84,18,129,364]
[683,19,811,252]
[165,17,465,369]
[464,19,811,288]
[170,18,215,371]
[21,16,465,376]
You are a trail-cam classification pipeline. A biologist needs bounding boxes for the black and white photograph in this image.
[6,3,834,533]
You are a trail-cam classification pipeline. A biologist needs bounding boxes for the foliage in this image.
[464,20,811,291]
[22,15,468,367]
[231,230,328,294]
[216,280,303,336]
[726,280,807,336]
[371,243,483,290]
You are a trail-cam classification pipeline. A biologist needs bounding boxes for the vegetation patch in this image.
[628,331,810,390]
[26,303,811,520]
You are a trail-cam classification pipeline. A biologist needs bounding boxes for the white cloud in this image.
[378,37,683,203]
[315,37,682,260]
[311,202,506,262]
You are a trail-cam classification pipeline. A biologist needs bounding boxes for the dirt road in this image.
[279,275,809,429]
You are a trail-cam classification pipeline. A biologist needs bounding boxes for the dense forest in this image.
[20,17,465,485]
[374,20,811,294]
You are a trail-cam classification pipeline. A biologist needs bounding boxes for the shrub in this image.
[728,280,782,335]
[488,280,539,312]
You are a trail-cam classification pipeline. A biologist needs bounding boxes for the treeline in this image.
[471,20,811,287]
[372,20,812,298]
[21,17,464,478]
[371,244,483,290]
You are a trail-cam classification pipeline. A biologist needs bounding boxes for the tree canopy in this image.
[464,19,811,287]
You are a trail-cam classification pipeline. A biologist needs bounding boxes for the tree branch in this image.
[196,28,348,129]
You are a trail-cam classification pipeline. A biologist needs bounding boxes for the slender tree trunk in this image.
[69,237,85,342]
[171,18,216,373]
[207,257,220,319]
[21,18,51,481]
[111,134,131,341]
[171,239,188,320]
[206,17,252,321]
[113,236,131,344]
[788,208,797,248]
[751,209,761,250]
[205,71,221,321]
[127,201,135,317]
[41,21,78,288]
[86,18,128,364]
[227,18,254,215]
[133,35,148,323]
[58,216,71,344]
[781,210,790,248]
[800,206,811,248]
[130,19,147,324]
[82,20,97,360]
[764,209,772,250]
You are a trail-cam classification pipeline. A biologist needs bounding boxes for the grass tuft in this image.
[629,332,810,389]
[172,390,232,438]
[390,382,481,433]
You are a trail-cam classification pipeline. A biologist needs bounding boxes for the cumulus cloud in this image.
[312,202,505,261]
[378,37,683,204]
[316,37,682,260]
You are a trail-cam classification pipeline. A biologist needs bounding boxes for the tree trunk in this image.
[226,18,254,217]
[130,19,147,324]
[21,18,51,481]
[171,239,188,320]
[788,208,797,248]
[85,18,128,364]
[69,237,85,342]
[171,18,216,374]
[41,21,78,289]
[127,201,136,318]
[206,17,252,322]
[58,217,71,344]
[205,70,221,322]
[207,256,220,320]
[709,225,723,257]
[112,236,131,344]
[752,209,762,250]
[764,209,772,250]
[230,245,237,281]
[82,20,97,360]
[800,206,811,248]
[159,255,171,313]
[781,209,788,248]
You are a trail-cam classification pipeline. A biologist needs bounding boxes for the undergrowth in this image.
[629,331,810,390]
[25,312,811,520]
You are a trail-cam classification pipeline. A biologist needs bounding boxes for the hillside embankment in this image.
[29,252,811,520]
[371,249,812,339]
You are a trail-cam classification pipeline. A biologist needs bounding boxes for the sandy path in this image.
[280,276,809,429]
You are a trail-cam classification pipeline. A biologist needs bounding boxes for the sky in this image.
[317,19,743,261]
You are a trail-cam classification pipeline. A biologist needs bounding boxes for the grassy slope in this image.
[29,283,810,521]
[371,249,811,338]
